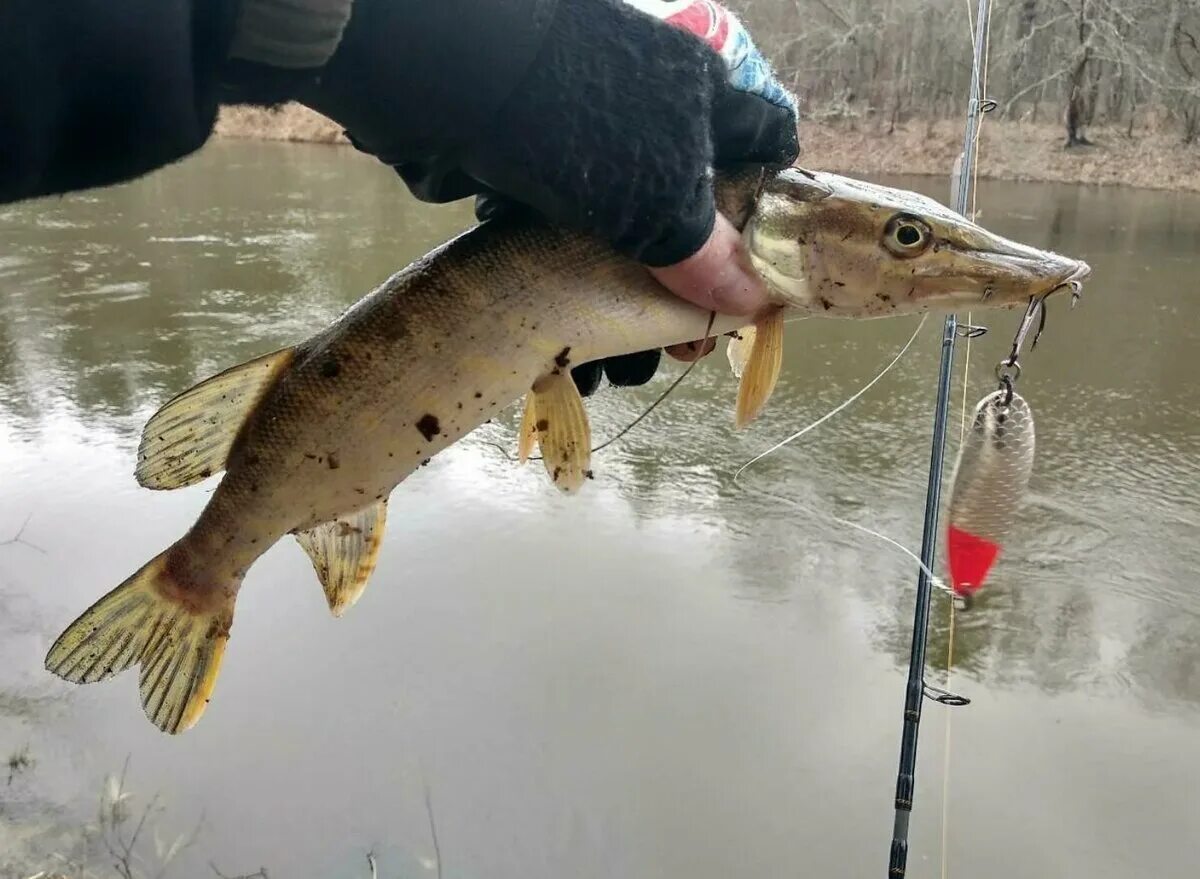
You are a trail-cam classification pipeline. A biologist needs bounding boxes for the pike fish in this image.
[44,167,1091,733]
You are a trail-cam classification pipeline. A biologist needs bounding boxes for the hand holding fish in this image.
[302,0,799,393]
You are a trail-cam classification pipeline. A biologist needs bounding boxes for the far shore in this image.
[214,103,1200,194]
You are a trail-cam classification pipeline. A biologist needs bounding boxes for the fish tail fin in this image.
[44,547,236,735]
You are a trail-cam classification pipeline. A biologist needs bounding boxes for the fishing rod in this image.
[886,0,993,876]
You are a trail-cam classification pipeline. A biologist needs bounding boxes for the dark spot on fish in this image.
[250,538,258,545]
[327,453,340,470]
[841,230,853,241]
[244,453,260,467]
[199,467,212,479]
[416,414,440,441]
[388,452,394,458]
[375,493,384,500]
[819,297,833,310]
[354,487,366,495]
[797,234,807,245]
[474,392,483,399]
[555,347,572,368]
[877,293,892,302]
[320,357,340,378]
[551,368,561,376]
[304,452,317,460]
[250,482,259,493]
[420,458,431,467]
[553,466,562,481]
[536,419,549,431]
[585,470,594,480]
[457,402,463,410]
[833,281,845,287]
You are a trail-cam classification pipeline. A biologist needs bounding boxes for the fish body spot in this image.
[320,357,340,379]
[536,419,549,431]
[555,347,572,368]
[416,414,441,441]
[327,453,340,470]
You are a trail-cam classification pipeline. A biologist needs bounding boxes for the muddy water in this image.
[1,141,1197,878]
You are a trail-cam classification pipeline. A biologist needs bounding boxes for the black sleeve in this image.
[0,0,557,206]
[0,0,241,203]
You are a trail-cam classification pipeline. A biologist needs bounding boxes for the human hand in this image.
[468,0,799,394]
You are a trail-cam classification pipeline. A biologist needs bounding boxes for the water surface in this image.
[1,141,1198,878]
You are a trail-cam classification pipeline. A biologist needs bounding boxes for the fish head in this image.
[745,167,1091,317]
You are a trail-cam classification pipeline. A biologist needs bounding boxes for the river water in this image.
[1,141,1197,878]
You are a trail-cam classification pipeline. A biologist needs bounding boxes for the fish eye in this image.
[884,215,932,256]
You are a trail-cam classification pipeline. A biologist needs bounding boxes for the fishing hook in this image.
[994,295,1045,403]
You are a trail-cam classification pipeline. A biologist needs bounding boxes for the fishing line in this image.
[730,313,958,599]
[941,5,993,874]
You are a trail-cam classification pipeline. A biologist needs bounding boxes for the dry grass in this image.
[800,116,1200,193]
[214,102,1200,193]
[214,104,346,145]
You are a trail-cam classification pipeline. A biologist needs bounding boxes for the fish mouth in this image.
[1039,259,1092,304]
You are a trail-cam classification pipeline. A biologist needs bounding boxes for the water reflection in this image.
[1,143,1198,877]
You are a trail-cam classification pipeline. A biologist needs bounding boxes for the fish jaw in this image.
[745,167,1092,318]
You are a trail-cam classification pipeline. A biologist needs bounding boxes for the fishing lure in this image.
[943,288,1078,601]
[945,385,1036,600]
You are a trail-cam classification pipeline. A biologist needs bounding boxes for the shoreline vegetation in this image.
[214,103,1200,194]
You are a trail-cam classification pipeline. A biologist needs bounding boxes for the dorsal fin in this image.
[294,500,388,617]
[135,347,294,490]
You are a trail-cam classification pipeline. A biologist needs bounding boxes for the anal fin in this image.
[735,310,784,428]
[294,500,388,617]
[137,347,294,490]
[529,371,591,492]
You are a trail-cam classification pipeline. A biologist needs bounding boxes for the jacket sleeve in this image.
[0,0,557,205]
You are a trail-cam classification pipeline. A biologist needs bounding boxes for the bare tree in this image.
[734,0,1200,143]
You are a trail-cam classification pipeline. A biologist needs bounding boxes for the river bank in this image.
[215,103,1200,193]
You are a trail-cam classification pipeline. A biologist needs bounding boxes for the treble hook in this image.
[994,295,1046,403]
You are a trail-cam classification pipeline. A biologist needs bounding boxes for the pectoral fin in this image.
[726,326,756,379]
[517,393,538,464]
[529,371,592,492]
[735,310,784,428]
[294,500,388,617]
